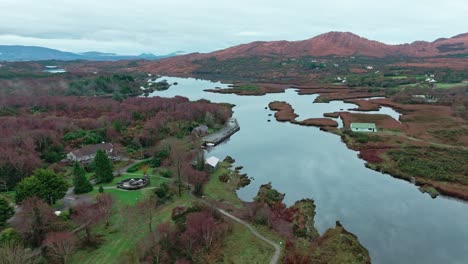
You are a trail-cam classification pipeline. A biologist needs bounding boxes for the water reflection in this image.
[150,76,468,264]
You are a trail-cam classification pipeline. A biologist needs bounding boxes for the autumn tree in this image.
[0,197,14,228]
[94,149,113,183]
[43,231,77,264]
[15,169,68,205]
[72,162,93,194]
[11,196,59,247]
[184,210,219,250]
[183,164,208,197]
[72,202,104,245]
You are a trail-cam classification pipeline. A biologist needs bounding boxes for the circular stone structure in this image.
[117,176,149,190]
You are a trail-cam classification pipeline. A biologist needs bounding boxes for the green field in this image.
[222,222,275,263]
[70,193,194,264]
[435,83,468,89]
[92,172,173,205]
[204,161,243,208]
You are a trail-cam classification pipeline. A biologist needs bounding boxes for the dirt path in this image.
[218,208,281,264]
[193,195,281,264]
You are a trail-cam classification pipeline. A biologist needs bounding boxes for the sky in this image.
[0,0,467,55]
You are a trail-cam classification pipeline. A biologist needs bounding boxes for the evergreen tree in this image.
[94,150,113,183]
[0,197,14,228]
[72,162,93,194]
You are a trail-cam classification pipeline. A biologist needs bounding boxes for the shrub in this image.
[219,174,230,183]
[160,169,172,178]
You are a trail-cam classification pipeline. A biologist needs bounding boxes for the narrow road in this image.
[193,194,281,264]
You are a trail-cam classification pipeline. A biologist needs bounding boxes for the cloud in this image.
[235,31,267,37]
[0,0,466,54]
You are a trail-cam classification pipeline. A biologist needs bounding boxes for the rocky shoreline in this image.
[268,99,468,202]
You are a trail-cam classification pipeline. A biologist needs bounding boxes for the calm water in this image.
[150,76,468,264]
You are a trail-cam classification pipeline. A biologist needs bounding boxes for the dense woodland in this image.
[0,95,231,188]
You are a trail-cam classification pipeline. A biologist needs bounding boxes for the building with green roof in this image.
[350,123,377,132]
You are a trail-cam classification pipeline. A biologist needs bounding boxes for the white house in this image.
[67,143,114,162]
[205,156,220,170]
[350,123,377,132]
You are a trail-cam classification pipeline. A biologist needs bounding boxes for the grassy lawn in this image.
[387,75,408,79]
[97,170,170,188]
[204,161,243,208]
[222,222,275,263]
[90,188,150,205]
[436,83,468,89]
[0,191,15,203]
[70,193,194,264]
[91,175,172,205]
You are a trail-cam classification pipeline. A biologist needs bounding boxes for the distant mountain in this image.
[196,31,468,59]
[141,31,468,73]
[0,45,182,62]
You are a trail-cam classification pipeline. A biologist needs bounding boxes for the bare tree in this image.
[167,139,187,197]
[72,202,104,245]
[96,193,114,228]
[43,231,77,264]
[0,243,41,264]
[139,197,159,233]
[11,196,59,247]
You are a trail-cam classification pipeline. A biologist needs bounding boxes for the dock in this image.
[203,118,240,146]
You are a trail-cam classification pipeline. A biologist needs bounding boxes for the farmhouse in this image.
[350,123,377,132]
[67,143,114,162]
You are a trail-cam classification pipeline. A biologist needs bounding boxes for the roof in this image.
[70,143,113,158]
[350,123,376,129]
[193,125,209,133]
[205,156,220,168]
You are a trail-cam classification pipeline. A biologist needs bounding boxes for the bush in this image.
[159,169,172,178]
[0,228,22,245]
[126,160,151,173]
[219,174,230,183]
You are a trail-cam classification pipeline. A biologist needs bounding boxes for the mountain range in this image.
[206,32,468,59]
[0,45,185,62]
[2,32,467,63]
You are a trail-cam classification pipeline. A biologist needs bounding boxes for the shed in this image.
[205,156,220,170]
[350,123,377,132]
[192,124,209,136]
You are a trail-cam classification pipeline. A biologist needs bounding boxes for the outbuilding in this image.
[350,123,377,132]
[205,156,220,170]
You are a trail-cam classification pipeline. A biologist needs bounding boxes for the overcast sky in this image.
[0,0,467,55]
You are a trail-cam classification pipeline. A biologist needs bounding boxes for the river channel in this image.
[150,76,468,264]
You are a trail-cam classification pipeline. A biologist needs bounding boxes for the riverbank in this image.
[143,75,468,264]
[268,97,468,201]
[204,158,371,263]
